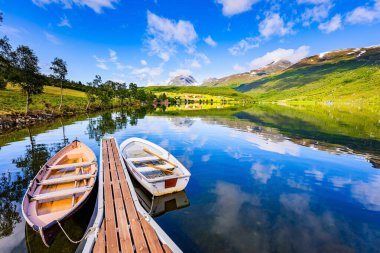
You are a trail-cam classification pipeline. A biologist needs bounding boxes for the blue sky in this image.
[1,0,380,85]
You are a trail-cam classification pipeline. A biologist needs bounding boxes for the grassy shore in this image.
[1,84,89,115]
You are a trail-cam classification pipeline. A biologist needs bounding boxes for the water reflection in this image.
[0,104,378,252]
[135,185,190,217]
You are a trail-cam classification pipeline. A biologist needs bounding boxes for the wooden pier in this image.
[82,137,180,253]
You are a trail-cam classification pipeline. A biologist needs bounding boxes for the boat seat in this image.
[129,156,159,162]
[31,186,92,201]
[38,174,96,186]
[47,161,95,170]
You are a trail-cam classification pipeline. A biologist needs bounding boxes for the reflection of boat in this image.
[120,137,191,196]
[22,140,97,247]
[135,184,190,217]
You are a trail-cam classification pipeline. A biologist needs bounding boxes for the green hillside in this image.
[145,86,252,100]
[0,84,88,114]
[236,46,380,104]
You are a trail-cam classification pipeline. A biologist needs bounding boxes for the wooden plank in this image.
[93,220,106,253]
[31,186,90,201]
[109,139,149,253]
[162,244,173,253]
[107,140,134,253]
[47,161,95,170]
[138,212,164,253]
[102,140,119,252]
[38,174,95,185]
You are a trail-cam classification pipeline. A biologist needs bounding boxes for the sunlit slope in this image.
[0,85,87,114]
[236,46,380,104]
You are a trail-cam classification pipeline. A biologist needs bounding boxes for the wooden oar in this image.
[133,161,174,174]
[145,164,174,174]
[143,148,178,168]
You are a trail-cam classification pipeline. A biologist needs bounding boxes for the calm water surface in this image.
[0,105,379,253]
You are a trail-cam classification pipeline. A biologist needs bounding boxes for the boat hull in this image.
[120,137,191,197]
[125,157,190,196]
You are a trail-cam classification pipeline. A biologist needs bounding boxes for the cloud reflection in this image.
[251,162,280,184]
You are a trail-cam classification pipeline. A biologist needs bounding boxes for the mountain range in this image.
[202,59,292,87]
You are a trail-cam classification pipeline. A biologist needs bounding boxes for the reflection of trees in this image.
[0,128,52,238]
[0,173,22,238]
[12,130,50,184]
[87,107,154,142]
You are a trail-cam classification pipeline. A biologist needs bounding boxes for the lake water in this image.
[0,104,379,253]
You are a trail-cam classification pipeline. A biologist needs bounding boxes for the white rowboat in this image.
[120,137,191,196]
[22,140,97,247]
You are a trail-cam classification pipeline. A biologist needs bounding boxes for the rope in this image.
[56,220,97,244]
[148,195,155,215]
[39,227,50,248]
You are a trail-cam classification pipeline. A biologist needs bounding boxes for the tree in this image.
[11,46,42,114]
[50,57,68,112]
[129,83,138,100]
[85,75,102,111]
[98,80,114,108]
[0,36,13,89]
[116,82,129,106]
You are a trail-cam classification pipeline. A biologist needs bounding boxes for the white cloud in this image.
[251,162,280,184]
[58,15,71,28]
[146,11,197,61]
[216,0,260,16]
[301,4,332,26]
[131,66,163,79]
[201,154,211,162]
[233,64,246,72]
[186,53,211,69]
[190,59,202,68]
[204,35,217,47]
[259,13,293,38]
[129,64,164,86]
[32,0,119,14]
[140,59,147,65]
[0,25,21,37]
[109,49,117,62]
[249,45,310,69]
[346,0,380,24]
[351,175,380,211]
[93,55,108,70]
[318,14,342,33]
[169,68,192,78]
[305,168,324,181]
[229,37,259,55]
[44,32,61,44]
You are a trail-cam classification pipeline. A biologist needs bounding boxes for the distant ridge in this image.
[202,60,292,87]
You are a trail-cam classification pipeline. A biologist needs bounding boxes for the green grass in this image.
[145,86,252,100]
[236,60,380,104]
[0,85,89,114]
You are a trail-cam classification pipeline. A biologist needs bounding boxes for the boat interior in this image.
[123,141,183,179]
[25,144,97,227]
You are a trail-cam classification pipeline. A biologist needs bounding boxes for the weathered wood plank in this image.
[138,212,164,253]
[107,140,134,253]
[93,220,106,253]
[109,139,149,253]
[102,140,119,252]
